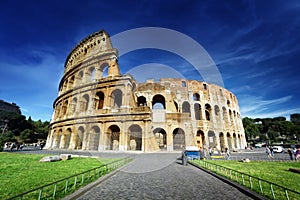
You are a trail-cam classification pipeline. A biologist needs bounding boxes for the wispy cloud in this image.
[239,95,294,118]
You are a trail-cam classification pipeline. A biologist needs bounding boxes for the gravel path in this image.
[76,153,255,200]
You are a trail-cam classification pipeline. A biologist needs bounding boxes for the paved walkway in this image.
[71,153,255,200]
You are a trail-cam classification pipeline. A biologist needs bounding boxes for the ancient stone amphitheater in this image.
[45,30,246,152]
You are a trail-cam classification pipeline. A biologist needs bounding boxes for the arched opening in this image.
[53,129,62,148]
[208,130,216,148]
[88,126,100,150]
[173,128,185,150]
[233,133,237,149]
[62,100,68,116]
[222,107,228,122]
[60,128,71,149]
[152,94,166,109]
[89,67,95,81]
[75,126,84,150]
[219,132,225,152]
[137,96,146,106]
[107,125,120,150]
[81,94,89,112]
[227,132,233,150]
[215,105,220,118]
[100,62,109,78]
[153,128,167,150]
[111,89,122,108]
[71,97,77,113]
[205,104,211,121]
[69,76,75,89]
[196,130,205,149]
[96,91,105,109]
[78,71,84,84]
[194,103,202,120]
[128,125,142,150]
[193,93,200,101]
[182,101,191,116]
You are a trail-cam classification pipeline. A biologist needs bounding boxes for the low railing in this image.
[190,160,300,200]
[8,157,132,200]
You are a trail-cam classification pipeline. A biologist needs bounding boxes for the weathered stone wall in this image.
[46,30,246,152]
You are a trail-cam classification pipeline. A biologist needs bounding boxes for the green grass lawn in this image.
[0,152,118,199]
[191,160,300,199]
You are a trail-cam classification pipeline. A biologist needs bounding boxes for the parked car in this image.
[272,146,284,153]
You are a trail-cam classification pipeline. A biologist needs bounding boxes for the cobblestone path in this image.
[76,153,255,200]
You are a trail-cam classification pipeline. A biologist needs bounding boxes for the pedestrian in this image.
[295,148,300,161]
[287,148,294,160]
[266,146,273,159]
[225,148,231,160]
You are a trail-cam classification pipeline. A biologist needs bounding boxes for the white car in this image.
[272,146,284,153]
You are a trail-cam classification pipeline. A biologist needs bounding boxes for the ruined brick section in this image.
[46,30,246,152]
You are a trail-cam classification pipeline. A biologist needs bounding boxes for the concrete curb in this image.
[62,161,132,200]
[188,161,267,200]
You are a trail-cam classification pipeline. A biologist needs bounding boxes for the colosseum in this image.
[45,30,246,152]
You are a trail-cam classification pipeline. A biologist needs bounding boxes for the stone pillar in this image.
[119,122,126,151]
[166,122,173,151]
[103,87,110,109]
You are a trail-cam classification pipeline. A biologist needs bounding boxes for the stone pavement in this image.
[67,153,257,200]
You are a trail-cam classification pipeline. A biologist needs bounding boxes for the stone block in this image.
[39,155,61,162]
[60,154,72,160]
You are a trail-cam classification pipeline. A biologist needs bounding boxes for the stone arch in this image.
[60,128,71,149]
[227,132,233,150]
[111,89,122,108]
[182,101,191,116]
[128,125,142,150]
[137,96,146,106]
[88,126,100,150]
[75,126,84,150]
[80,94,89,112]
[153,127,167,150]
[88,66,95,81]
[208,130,216,148]
[205,104,211,121]
[194,103,202,120]
[53,129,62,148]
[193,93,200,101]
[71,97,77,113]
[214,105,220,118]
[62,100,68,116]
[219,132,225,151]
[100,62,109,78]
[173,100,178,112]
[233,133,237,149]
[107,125,120,150]
[152,94,166,109]
[68,75,75,89]
[173,128,185,150]
[196,130,205,149]
[63,79,68,91]
[95,91,105,109]
[78,70,84,84]
[222,106,228,122]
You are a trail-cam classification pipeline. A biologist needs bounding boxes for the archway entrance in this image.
[196,130,205,149]
[153,128,167,150]
[128,125,142,150]
[173,128,185,150]
[107,125,120,150]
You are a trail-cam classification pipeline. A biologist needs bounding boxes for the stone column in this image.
[166,122,173,151]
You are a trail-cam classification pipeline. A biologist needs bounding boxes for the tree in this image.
[242,117,259,140]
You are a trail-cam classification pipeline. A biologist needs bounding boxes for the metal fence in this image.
[8,157,132,200]
[190,160,300,200]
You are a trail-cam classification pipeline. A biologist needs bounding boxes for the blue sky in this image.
[0,0,299,121]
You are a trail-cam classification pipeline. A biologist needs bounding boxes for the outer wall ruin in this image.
[45,30,246,152]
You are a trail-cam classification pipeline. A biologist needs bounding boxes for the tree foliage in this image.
[243,114,300,143]
[0,110,49,150]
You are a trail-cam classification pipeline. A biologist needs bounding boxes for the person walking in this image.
[266,146,274,159]
[287,148,294,160]
[225,148,231,160]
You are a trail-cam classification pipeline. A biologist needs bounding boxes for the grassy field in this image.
[0,152,118,199]
[191,160,300,199]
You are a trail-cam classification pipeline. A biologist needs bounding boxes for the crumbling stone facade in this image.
[45,30,246,152]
